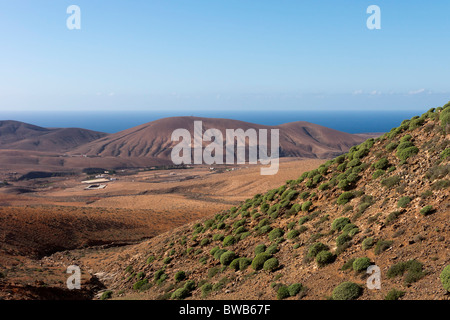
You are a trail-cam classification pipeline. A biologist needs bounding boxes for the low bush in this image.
[440,265,450,292]
[337,192,354,205]
[255,244,266,255]
[372,170,385,179]
[336,234,351,246]
[171,287,190,300]
[301,201,313,212]
[100,290,113,300]
[201,283,213,298]
[441,148,450,160]
[396,146,419,161]
[174,271,186,282]
[287,229,300,240]
[381,176,401,188]
[332,282,362,300]
[353,257,371,272]
[268,228,284,242]
[219,251,236,265]
[133,279,149,291]
[362,237,375,250]
[307,242,329,258]
[374,239,393,255]
[331,217,351,231]
[387,260,425,285]
[397,196,412,208]
[288,283,303,297]
[263,258,279,272]
[374,158,389,170]
[223,235,236,247]
[251,253,272,270]
[420,205,434,216]
[316,250,335,267]
[385,288,406,300]
[276,286,290,300]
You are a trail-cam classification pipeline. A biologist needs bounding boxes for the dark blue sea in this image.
[0,110,422,134]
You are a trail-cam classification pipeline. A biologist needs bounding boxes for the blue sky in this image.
[0,0,449,112]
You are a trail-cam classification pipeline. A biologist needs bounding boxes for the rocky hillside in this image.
[95,103,450,300]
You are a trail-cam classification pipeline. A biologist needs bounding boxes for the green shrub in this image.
[258,225,273,235]
[171,287,190,300]
[353,257,371,272]
[265,244,279,255]
[287,229,300,240]
[420,205,434,216]
[223,235,236,247]
[288,283,303,297]
[381,176,401,188]
[337,192,354,205]
[133,279,149,291]
[307,242,329,258]
[146,256,155,264]
[336,234,351,246]
[440,265,450,292]
[441,148,450,160]
[400,134,412,142]
[276,286,290,300]
[341,258,356,271]
[397,196,412,208]
[100,290,113,300]
[213,234,224,241]
[263,258,279,272]
[432,179,450,190]
[316,250,335,267]
[386,142,399,152]
[331,217,351,231]
[362,237,375,250]
[255,244,266,255]
[301,201,313,212]
[210,246,219,256]
[374,239,393,255]
[219,251,236,265]
[174,271,186,282]
[163,257,172,264]
[268,228,284,242]
[213,249,227,260]
[332,282,362,300]
[409,118,425,130]
[200,238,211,246]
[374,158,389,170]
[251,253,272,270]
[385,289,405,300]
[386,211,403,224]
[229,258,245,271]
[201,283,213,298]
[347,159,361,168]
[397,146,419,161]
[372,170,385,180]
[387,260,425,285]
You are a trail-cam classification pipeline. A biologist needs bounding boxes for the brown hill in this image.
[0,120,108,152]
[86,103,450,300]
[72,116,366,160]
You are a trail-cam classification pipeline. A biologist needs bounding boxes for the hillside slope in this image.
[94,103,450,301]
[0,121,108,152]
[72,117,367,160]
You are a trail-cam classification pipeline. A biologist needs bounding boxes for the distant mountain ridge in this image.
[72,116,368,160]
[0,120,108,152]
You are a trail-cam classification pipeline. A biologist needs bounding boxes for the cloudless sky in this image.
[0,0,449,112]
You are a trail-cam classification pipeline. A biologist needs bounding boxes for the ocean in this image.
[0,110,423,134]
